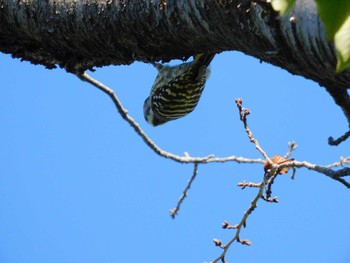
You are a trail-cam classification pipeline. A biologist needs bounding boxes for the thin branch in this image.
[235,98,271,162]
[76,73,350,188]
[235,98,350,188]
[292,161,350,188]
[75,72,350,263]
[210,97,349,263]
[266,159,350,187]
[328,130,350,146]
[170,163,199,219]
[285,141,297,159]
[211,178,267,263]
[265,173,278,200]
[77,72,264,165]
[325,156,350,168]
[237,181,261,189]
[210,101,280,263]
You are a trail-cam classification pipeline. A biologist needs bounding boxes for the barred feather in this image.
[144,53,215,126]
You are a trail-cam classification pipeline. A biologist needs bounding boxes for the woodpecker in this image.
[143,53,215,126]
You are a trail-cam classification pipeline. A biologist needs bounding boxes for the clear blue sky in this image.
[0,51,349,263]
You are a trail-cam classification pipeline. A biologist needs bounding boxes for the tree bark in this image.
[0,0,349,122]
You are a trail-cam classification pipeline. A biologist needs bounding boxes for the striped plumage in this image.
[143,53,215,126]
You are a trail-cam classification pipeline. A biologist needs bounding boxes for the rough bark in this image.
[0,0,349,123]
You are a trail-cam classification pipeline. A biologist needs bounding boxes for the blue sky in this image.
[0,51,349,263]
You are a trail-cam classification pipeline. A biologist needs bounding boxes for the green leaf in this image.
[271,0,296,15]
[315,0,350,72]
[335,15,350,72]
[315,0,350,39]
[273,0,350,72]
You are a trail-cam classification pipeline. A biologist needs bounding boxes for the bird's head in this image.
[143,97,167,126]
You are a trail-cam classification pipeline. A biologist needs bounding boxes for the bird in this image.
[143,53,215,126]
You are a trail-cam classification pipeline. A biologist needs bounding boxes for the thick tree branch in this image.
[1,0,350,90]
[2,0,350,130]
[325,87,350,141]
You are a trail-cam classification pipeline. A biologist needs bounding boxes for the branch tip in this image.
[328,130,350,146]
[213,239,224,248]
[170,163,199,219]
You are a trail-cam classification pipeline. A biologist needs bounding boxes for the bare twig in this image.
[264,156,294,198]
[292,161,350,188]
[291,167,296,180]
[325,156,350,168]
[261,195,279,203]
[234,99,350,188]
[77,72,264,165]
[210,98,349,263]
[75,73,350,263]
[211,178,267,263]
[285,142,297,179]
[237,181,261,189]
[285,141,297,159]
[265,172,277,199]
[210,100,281,263]
[235,98,271,163]
[76,73,350,188]
[170,163,199,219]
[328,130,350,146]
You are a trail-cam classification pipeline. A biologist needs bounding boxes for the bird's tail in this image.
[193,53,216,67]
